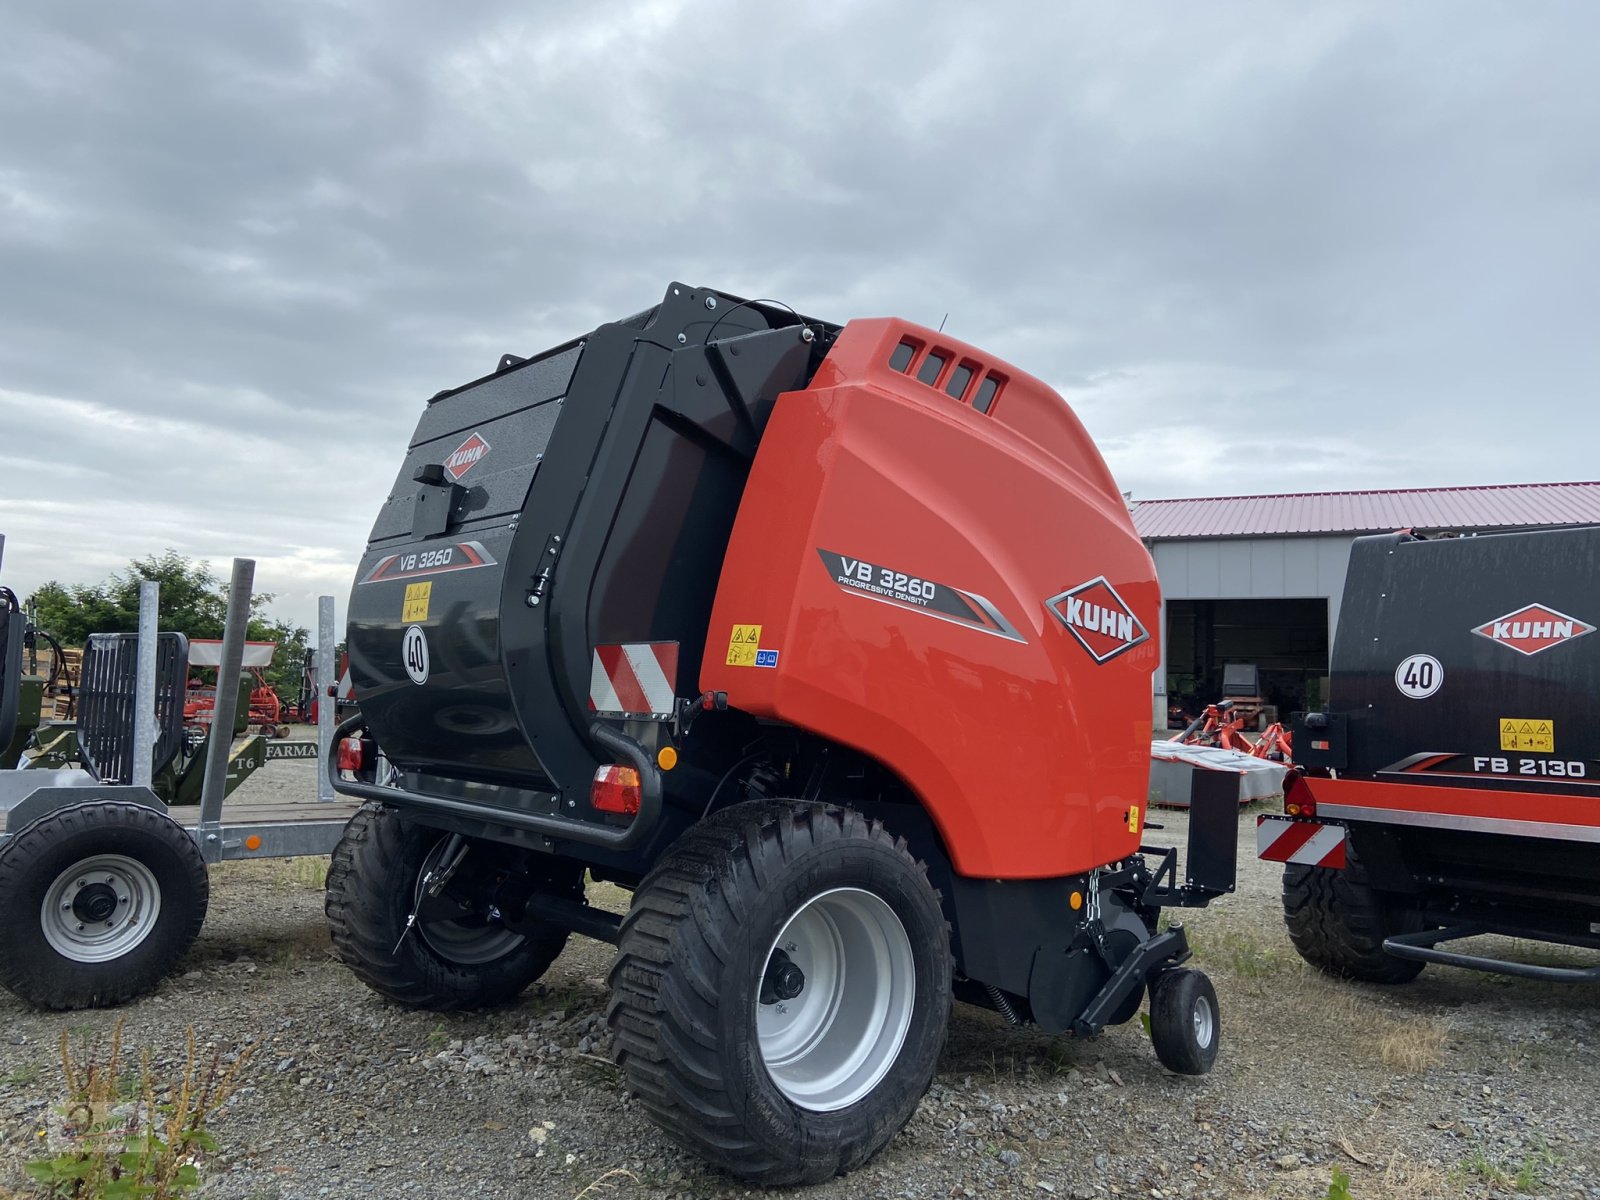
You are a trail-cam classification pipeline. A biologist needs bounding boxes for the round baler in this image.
[327,284,1233,1183]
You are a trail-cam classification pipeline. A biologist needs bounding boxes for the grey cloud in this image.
[2,1,1598,627]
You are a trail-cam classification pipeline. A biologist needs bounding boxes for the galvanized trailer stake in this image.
[316,594,336,803]
[131,579,159,790]
[196,559,255,863]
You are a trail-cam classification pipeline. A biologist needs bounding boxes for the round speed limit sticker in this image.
[1394,653,1443,699]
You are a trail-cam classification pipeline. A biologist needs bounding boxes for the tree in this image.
[27,552,312,705]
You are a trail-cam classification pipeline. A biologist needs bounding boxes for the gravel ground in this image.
[3,754,1599,1200]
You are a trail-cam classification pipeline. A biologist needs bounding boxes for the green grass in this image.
[1188,928,1287,980]
[3,1063,41,1087]
[1457,1136,1558,1192]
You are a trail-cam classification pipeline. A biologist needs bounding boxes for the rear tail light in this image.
[1283,771,1316,818]
[337,736,365,773]
[591,764,642,815]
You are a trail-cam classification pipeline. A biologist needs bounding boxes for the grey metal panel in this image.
[214,819,353,860]
[1154,536,1355,602]
[1217,541,1253,594]
[1188,542,1220,596]
[1282,537,1321,596]
[1248,540,1286,597]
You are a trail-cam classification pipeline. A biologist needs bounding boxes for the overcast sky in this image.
[2,1,1597,631]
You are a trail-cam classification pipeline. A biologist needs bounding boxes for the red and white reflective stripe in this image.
[1257,816,1348,868]
[589,643,679,716]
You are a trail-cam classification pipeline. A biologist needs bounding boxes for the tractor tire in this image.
[1282,858,1426,985]
[0,801,209,1010]
[326,804,570,1010]
[1149,968,1220,1075]
[607,800,953,1186]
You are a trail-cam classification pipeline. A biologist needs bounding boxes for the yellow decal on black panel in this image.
[402,582,432,623]
[1499,719,1553,753]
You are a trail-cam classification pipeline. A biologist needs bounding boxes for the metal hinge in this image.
[525,534,563,608]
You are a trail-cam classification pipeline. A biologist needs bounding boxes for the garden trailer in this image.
[0,555,354,1009]
[326,283,1237,1185]
[1259,528,1600,984]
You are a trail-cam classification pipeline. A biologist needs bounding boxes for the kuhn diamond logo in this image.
[1472,603,1594,657]
[442,432,491,482]
[1047,576,1150,664]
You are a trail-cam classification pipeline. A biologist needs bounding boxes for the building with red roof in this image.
[1131,482,1600,725]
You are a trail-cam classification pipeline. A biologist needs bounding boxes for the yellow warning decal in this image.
[1500,718,1554,753]
[1126,804,1141,834]
[402,582,432,623]
[726,624,763,667]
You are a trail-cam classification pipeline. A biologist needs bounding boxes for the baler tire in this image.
[1149,968,1219,1075]
[326,804,569,1011]
[0,801,209,1010]
[607,799,952,1186]
[1282,861,1426,985]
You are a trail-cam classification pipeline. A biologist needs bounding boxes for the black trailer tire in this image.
[1148,968,1220,1075]
[0,801,209,1010]
[325,804,570,1010]
[1282,861,1426,985]
[607,800,953,1186]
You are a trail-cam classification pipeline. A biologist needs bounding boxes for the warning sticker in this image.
[726,624,763,667]
[402,582,432,623]
[1500,718,1554,753]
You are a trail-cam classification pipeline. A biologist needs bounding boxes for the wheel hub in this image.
[756,887,916,1113]
[41,855,160,964]
[761,950,806,1003]
[413,837,525,966]
[72,882,120,924]
[1193,994,1216,1048]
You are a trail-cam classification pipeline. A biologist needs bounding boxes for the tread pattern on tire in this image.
[0,800,209,1010]
[325,803,569,1011]
[607,799,951,1186]
[1149,968,1219,1075]
[1282,860,1425,984]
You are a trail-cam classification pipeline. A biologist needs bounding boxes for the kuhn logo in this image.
[1472,603,1594,657]
[1046,577,1150,664]
[442,432,491,481]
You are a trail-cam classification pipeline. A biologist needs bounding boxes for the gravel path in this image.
[3,755,1598,1199]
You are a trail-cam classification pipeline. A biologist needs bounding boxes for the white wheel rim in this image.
[414,838,524,966]
[757,887,916,1112]
[41,854,161,963]
[1193,993,1216,1049]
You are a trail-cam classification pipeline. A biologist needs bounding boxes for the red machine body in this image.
[702,319,1160,879]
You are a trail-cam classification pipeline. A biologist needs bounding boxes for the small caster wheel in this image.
[1149,968,1219,1075]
